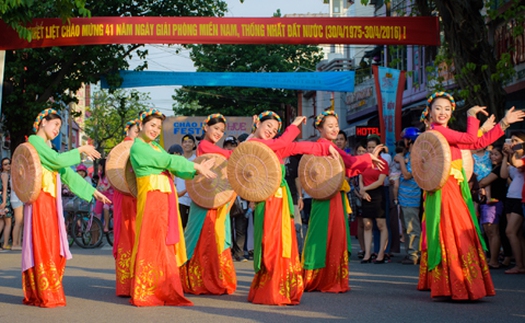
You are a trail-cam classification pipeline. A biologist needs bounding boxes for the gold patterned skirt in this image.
[180,208,236,295]
[418,177,495,300]
[130,190,192,306]
[248,194,304,305]
[22,191,67,308]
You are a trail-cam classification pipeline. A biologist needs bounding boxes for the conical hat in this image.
[186,153,234,209]
[125,159,138,197]
[298,154,345,200]
[107,141,137,196]
[11,143,42,204]
[227,141,282,202]
[461,149,474,182]
[411,130,451,192]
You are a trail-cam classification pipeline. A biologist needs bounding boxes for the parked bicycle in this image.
[63,196,104,249]
[105,210,114,247]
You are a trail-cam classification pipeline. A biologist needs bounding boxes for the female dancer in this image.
[181,113,237,295]
[417,92,524,300]
[113,119,139,296]
[129,108,216,307]
[246,110,339,305]
[23,108,110,308]
[302,111,383,293]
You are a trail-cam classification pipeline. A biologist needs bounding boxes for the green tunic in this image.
[28,135,95,201]
[129,139,195,179]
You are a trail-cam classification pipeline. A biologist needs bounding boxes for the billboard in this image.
[162,116,253,149]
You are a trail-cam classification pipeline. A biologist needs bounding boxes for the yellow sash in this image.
[214,196,234,255]
[450,159,464,184]
[275,187,292,259]
[41,167,57,197]
[341,180,352,214]
[131,174,187,275]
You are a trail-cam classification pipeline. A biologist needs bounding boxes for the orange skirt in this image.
[418,177,495,300]
[130,191,192,306]
[248,194,304,305]
[114,191,136,297]
[303,193,349,293]
[180,209,236,295]
[22,192,67,308]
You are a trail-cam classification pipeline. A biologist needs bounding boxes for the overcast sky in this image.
[125,0,330,115]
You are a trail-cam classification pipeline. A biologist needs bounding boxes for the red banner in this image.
[0,16,440,50]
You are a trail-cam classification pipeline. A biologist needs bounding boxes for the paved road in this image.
[1,239,524,323]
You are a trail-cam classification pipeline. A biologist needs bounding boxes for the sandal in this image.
[504,267,525,274]
[488,264,500,269]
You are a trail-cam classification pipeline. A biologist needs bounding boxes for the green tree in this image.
[173,44,324,117]
[0,0,90,41]
[84,89,150,155]
[1,0,227,150]
[174,6,323,119]
[364,0,524,121]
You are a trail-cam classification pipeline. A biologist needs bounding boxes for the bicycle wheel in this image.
[72,213,104,249]
[106,213,114,246]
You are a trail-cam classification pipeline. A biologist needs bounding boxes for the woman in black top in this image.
[479,145,507,269]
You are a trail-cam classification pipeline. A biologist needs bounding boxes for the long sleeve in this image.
[251,125,300,153]
[197,140,232,158]
[29,135,81,170]
[433,117,504,149]
[59,167,96,201]
[320,139,372,177]
[457,125,504,150]
[29,135,95,202]
[130,139,196,180]
[282,140,331,159]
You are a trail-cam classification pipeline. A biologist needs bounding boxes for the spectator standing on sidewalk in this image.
[394,127,422,265]
[176,134,197,229]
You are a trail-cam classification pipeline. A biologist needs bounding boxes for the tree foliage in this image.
[0,0,90,41]
[84,89,149,155]
[362,0,524,122]
[173,44,324,117]
[1,0,228,150]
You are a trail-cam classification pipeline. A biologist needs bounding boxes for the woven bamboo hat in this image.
[298,154,345,200]
[11,143,42,204]
[107,141,137,197]
[227,141,282,202]
[186,153,234,209]
[124,159,137,197]
[411,130,451,192]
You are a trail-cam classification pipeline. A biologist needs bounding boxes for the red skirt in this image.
[22,192,67,308]
[248,194,304,305]
[303,193,349,293]
[180,209,236,295]
[114,191,137,297]
[130,191,192,306]
[418,177,495,300]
